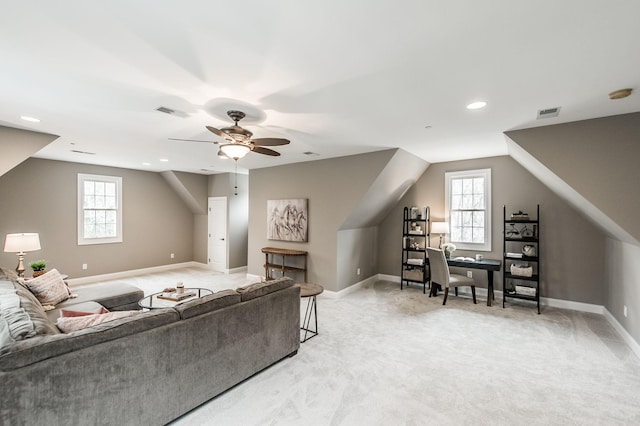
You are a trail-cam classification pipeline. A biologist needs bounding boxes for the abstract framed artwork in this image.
[267,198,308,242]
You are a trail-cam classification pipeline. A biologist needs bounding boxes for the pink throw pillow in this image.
[56,311,140,333]
[60,306,109,317]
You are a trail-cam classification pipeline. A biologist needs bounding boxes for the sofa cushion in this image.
[174,289,241,320]
[236,277,294,302]
[57,281,143,311]
[23,269,69,306]
[0,308,179,370]
[57,310,141,333]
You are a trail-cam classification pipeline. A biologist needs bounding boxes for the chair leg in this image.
[471,286,477,304]
[454,287,458,296]
[442,288,449,305]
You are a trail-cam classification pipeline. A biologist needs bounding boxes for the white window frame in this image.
[77,173,123,245]
[445,168,491,251]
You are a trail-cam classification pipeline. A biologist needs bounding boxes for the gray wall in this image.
[208,173,248,270]
[0,158,195,278]
[378,155,607,304]
[506,113,640,344]
[506,112,640,242]
[0,125,58,177]
[248,150,397,291]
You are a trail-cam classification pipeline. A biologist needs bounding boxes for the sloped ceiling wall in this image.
[340,149,429,230]
[505,112,640,245]
[0,125,58,177]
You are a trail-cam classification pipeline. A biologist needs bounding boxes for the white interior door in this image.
[208,197,227,272]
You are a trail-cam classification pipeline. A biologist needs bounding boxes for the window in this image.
[445,168,491,251]
[77,174,122,245]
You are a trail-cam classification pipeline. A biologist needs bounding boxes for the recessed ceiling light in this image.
[466,101,487,110]
[159,159,169,162]
[20,115,40,122]
[142,162,151,166]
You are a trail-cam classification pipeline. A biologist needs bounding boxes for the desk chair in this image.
[427,247,476,305]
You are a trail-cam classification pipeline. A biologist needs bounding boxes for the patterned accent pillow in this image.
[23,269,69,306]
[56,310,140,333]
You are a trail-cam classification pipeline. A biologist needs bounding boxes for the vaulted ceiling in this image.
[1,1,638,175]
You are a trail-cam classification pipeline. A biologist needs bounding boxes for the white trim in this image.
[227,266,248,274]
[603,308,640,360]
[322,275,379,299]
[66,261,207,286]
[77,173,123,245]
[445,168,492,252]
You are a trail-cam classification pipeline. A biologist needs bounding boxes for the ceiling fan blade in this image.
[251,137,290,146]
[252,146,281,156]
[206,125,234,142]
[168,138,214,143]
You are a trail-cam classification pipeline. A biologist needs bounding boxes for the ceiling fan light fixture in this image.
[220,143,250,160]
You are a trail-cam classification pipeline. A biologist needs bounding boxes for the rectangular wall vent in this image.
[155,106,189,118]
[156,106,175,115]
[537,106,561,119]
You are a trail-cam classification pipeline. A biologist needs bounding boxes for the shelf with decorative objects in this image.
[502,204,541,314]
[401,206,431,293]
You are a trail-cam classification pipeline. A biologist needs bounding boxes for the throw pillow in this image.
[56,310,140,333]
[23,269,69,306]
[60,306,109,317]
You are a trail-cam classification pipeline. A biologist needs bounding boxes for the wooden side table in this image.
[294,282,323,342]
[262,247,308,281]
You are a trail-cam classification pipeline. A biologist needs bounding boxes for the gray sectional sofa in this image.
[0,267,300,425]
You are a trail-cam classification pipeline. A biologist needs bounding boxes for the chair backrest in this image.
[427,247,450,288]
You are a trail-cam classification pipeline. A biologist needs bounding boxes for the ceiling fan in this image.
[171,110,290,160]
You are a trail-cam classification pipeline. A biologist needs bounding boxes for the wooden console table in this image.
[262,247,308,281]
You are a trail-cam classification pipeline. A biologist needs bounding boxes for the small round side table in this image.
[294,283,323,342]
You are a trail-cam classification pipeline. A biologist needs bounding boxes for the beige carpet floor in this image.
[101,267,640,425]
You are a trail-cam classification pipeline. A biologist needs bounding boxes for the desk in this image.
[445,258,501,306]
[424,258,501,306]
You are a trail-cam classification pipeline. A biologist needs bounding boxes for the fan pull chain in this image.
[234,160,238,196]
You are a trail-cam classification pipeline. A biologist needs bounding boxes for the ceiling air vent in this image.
[155,106,189,118]
[70,149,96,155]
[537,107,561,120]
[156,106,175,115]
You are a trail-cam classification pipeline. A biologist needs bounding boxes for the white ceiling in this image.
[1,1,639,175]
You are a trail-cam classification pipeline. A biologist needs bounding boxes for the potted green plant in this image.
[29,260,47,278]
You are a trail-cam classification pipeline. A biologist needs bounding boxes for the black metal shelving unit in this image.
[503,204,541,314]
[401,206,430,293]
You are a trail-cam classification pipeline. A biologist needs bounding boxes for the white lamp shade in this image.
[220,143,250,160]
[431,222,449,235]
[4,233,41,253]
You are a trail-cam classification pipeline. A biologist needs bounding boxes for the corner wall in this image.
[378,155,607,304]
[248,150,397,291]
[0,158,195,277]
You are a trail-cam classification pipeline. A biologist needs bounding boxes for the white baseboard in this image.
[323,275,379,299]
[66,261,208,286]
[227,266,247,274]
[603,308,640,360]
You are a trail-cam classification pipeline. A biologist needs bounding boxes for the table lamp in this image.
[3,233,41,277]
[430,222,449,249]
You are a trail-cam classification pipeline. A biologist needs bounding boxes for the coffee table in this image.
[138,288,213,309]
